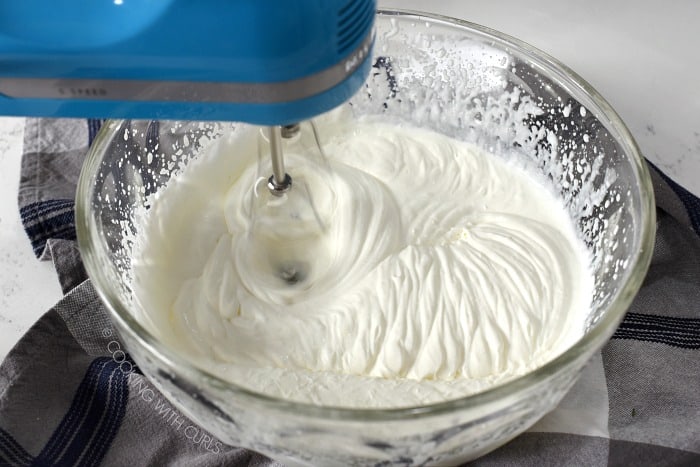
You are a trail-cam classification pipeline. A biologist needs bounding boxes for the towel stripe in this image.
[24,213,75,238]
[621,312,700,330]
[19,199,74,224]
[0,358,132,466]
[88,119,105,146]
[55,359,126,467]
[19,199,76,256]
[33,357,129,466]
[36,358,111,462]
[0,427,33,466]
[612,333,700,349]
[77,364,129,467]
[612,312,700,349]
[649,162,700,236]
[53,360,118,466]
[0,357,129,467]
[23,212,75,236]
[20,200,74,222]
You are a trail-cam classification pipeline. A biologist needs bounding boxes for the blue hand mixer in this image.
[0,0,375,193]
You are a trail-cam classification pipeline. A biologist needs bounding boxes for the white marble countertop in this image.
[1,0,699,361]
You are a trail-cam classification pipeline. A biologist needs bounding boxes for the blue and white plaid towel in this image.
[1,118,699,466]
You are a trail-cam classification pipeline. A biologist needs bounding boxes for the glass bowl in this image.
[76,9,655,465]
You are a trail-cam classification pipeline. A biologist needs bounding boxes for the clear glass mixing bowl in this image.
[76,9,655,466]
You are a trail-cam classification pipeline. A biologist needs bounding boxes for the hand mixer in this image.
[0,0,376,196]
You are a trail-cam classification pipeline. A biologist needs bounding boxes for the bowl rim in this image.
[76,8,656,422]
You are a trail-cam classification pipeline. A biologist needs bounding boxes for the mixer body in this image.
[0,0,375,125]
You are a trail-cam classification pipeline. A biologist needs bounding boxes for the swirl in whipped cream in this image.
[131,111,593,408]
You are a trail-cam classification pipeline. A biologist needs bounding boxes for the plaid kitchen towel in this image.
[1,118,699,466]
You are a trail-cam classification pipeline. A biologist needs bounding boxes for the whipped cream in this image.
[131,111,594,408]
